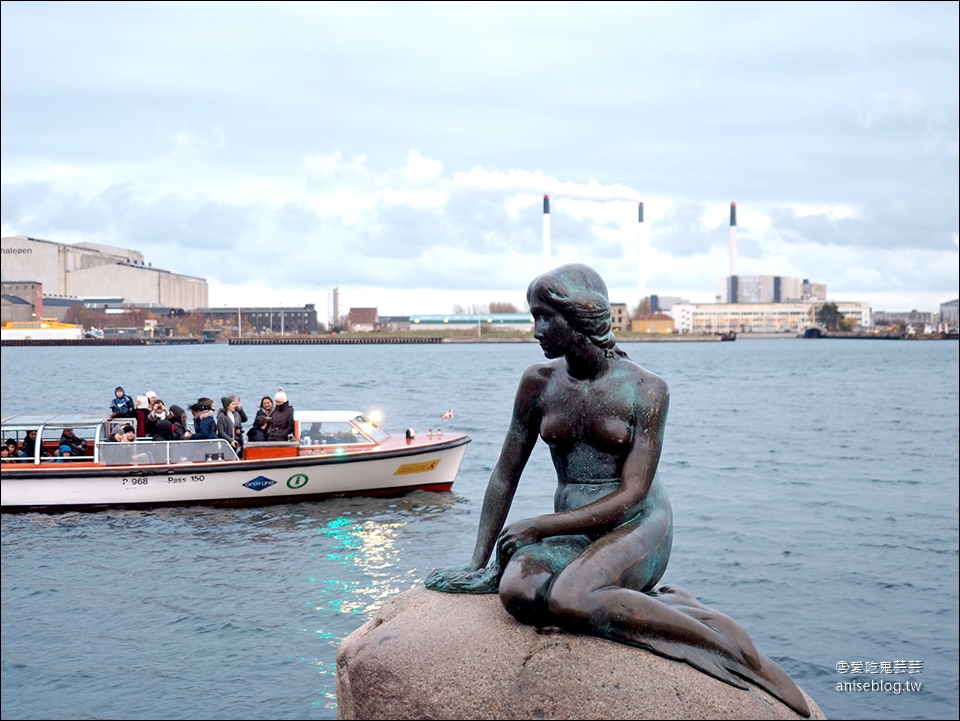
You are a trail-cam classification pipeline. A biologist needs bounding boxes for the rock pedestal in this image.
[336,586,823,720]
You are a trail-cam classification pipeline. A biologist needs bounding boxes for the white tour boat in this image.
[1,411,470,512]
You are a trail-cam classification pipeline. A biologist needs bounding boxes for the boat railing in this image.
[98,440,239,466]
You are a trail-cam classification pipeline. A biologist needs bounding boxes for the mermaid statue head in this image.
[527,264,625,357]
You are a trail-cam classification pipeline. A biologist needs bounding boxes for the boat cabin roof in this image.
[2,412,111,431]
[293,411,366,423]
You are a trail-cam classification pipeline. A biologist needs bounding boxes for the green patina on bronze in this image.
[426,264,811,717]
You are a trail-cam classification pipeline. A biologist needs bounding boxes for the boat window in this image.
[353,416,390,444]
[41,426,98,462]
[1,431,31,462]
[299,421,373,446]
[99,440,238,466]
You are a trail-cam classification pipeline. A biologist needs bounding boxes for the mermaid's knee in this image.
[498,561,551,626]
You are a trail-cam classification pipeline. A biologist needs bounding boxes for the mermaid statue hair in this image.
[527,264,628,358]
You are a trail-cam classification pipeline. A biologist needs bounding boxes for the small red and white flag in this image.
[440,409,454,420]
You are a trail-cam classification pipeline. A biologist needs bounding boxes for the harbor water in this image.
[1,339,958,720]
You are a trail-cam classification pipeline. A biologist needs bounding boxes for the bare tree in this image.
[632,297,652,318]
[489,301,519,313]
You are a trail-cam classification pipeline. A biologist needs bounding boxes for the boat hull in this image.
[1,438,469,513]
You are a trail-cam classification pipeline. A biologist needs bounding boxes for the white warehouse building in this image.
[671,301,871,334]
[1,235,208,310]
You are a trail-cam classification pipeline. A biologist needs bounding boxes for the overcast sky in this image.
[2,1,957,318]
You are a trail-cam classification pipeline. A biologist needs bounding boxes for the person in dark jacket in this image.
[169,405,191,440]
[58,428,89,456]
[21,429,48,459]
[233,395,248,440]
[255,396,273,424]
[190,402,218,440]
[266,387,295,441]
[152,419,177,441]
[111,386,134,417]
[145,399,174,437]
[246,415,269,443]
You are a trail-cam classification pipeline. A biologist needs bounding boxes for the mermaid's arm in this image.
[425,366,546,592]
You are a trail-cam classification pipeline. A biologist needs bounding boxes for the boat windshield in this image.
[353,415,390,444]
[299,421,372,447]
[98,439,239,466]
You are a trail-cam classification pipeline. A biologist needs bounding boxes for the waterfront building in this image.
[347,308,380,333]
[201,305,319,335]
[408,313,534,332]
[649,295,688,313]
[1,235,208,311]
[802,280,827,301]
[871,309,935,329]
[715,275,825,304]
[611,303,629,332]
[671,301,871,334]
[379,316,411,332]
[1,281,44,323]
[1,290,34,323]
[938,299,958,331]
[630,314,675,334]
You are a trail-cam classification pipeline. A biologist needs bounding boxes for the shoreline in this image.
[2,332,956,347]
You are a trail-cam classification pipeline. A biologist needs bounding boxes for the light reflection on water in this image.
[312,516,407,616]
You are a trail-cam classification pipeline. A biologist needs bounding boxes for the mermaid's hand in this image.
[425,561,502,594]
[496,518,545,565]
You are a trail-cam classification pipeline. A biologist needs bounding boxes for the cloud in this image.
[1,2,956,310]
[769,184,959,251]
[649,203,717,257]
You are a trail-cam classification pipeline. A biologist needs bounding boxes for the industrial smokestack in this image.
[542,195,551,273]
[729,202,738,277]
[637,202,647,301]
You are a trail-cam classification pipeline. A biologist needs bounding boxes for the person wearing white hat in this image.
[267,386,294,441]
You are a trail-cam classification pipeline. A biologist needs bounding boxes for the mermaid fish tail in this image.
[634,585,811,717]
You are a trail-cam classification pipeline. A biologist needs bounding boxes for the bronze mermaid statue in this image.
[426,264,810,717]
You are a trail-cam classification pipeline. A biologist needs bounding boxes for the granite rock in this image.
[336,586,824,720]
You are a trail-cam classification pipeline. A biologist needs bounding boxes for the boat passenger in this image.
[122,424,137,442]
[3,438,19,457]
[56,444,74,461]
[111,386,135,417]
[301,422,323,446]
[228,395,247,438]
[152,419,177,442]
[21,429,49,459]
[146,399,174,437]
[255,396,273,425]
[217,397,242,450]
[190,402,218,440]
[58,428,89,456]
[246,416,269,443]
[266,387,295,442]
[255,397,273,437]
[169,405,192,440]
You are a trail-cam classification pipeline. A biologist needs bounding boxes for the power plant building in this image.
[715,275,825,304]
[1,235,208,311]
